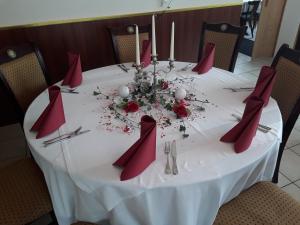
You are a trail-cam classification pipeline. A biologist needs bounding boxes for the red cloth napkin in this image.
[31,86,65,139]
[141,40,151,68]
[192,42,215,74]
[62,52,82,88]
[244,66,276,106]
[113,115,156,181]
[220,97,264,153]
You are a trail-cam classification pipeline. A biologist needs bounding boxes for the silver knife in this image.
[44,129,90,147]
[171,140,178,175]
[60,87,80,94]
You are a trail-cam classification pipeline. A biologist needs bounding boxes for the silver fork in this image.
[164,142,171,174]
[60,88,79,94]
[171,140,178,175]
[43,129,90,147]
[43,127,82,144]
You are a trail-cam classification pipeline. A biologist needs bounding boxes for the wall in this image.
[276,0,300,51]
[0,3,241,126]
[0,0,241,27]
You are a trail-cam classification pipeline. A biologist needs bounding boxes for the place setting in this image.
[14,8,293,225]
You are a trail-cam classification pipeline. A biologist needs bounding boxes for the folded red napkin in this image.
[220,96,264,153]
[113,115,156,181]
[141,40,151,68]
[62,52,82,88]
[192,42,215,74]
[244,66,276,106]
[31,86,65,139]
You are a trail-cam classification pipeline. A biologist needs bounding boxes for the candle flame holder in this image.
[168,58,175,70]
[151,54,159,100]
[134,63,143,74]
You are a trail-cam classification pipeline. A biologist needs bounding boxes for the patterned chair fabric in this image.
[199,23,246,72]
[213,182,300,225]
[203,30,238,71]
[0,52,47,112]
[271,57,300,125]
[270,44,300,183]
[0,158,53,225]
[108,24,151,64]
[114,32,149,63]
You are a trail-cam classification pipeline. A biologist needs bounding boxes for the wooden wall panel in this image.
[0,5,241,126]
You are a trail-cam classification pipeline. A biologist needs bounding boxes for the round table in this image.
[24,61,282,225]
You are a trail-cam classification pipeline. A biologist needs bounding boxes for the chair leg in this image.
[49,211,58,225]
[249,20,255,38]
[272,145,285,183]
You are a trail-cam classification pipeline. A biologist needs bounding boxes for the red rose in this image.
[124,101,139,113]
[173,104,190,118]
[161,81,169,90]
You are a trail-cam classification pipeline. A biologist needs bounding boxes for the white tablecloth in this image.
[24,61,282,225]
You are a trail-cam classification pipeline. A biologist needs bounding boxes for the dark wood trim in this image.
[271,44,300,183]
[271,44,300,67]
[108,24,151,64]
[198,22,246,72]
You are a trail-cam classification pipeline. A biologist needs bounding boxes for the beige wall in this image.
[276,0,300,52]
[0,0,242,27]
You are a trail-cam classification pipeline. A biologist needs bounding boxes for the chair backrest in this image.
[271,44,300,143]
[0,44,50,120]
[108,24,151,64]
[246,1,261,15]
[198,22,246,72]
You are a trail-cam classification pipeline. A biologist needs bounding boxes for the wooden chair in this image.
[198,22,246,72]
[213,181,300,225]
[270,44,300,183]
[240,1,261,38]
[0,43,50,124]
[0,158,57,225]
[108,24,151,64]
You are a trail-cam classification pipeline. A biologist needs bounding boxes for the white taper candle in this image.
[152,15,157,56]
[135,25,140,66]
[170,21,175,60]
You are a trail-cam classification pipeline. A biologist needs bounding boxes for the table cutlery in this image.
[43,127,82,144]
[177,63,192,72]
[164,142,172,174]
[60,88,79,94]
[44,129,90,147]
[232,114,271,133]
[223,87,254,92]
[171,140,178,175]
[118,64,129,72]
[121,64,130,71]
